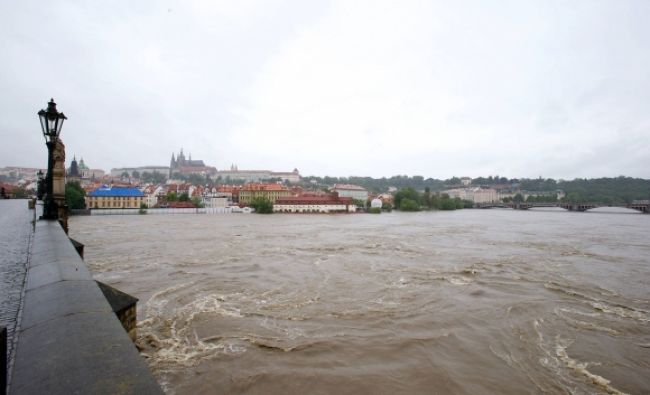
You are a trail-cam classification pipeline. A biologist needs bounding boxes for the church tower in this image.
[169,152,176,177]
[68,155,80,178]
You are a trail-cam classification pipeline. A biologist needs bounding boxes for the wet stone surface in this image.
[0,200,33,371]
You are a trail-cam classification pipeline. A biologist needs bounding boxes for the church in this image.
[169,148,216,177]
[67,156,105,181]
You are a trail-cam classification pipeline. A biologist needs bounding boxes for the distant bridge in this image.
[476,200,650,213]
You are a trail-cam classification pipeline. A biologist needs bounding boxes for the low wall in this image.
[9,220,162,394]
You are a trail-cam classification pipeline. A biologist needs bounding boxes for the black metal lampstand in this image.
[38,98,67,220]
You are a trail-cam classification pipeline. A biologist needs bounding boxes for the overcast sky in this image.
[1,0,649,179]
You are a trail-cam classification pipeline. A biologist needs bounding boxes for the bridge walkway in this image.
[0,200,33,384]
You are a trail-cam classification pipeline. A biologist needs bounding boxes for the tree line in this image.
[393,187,473,211]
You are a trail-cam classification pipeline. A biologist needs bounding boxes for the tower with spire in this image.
[169,148,208,178]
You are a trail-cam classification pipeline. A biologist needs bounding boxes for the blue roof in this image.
[88,187,145,197]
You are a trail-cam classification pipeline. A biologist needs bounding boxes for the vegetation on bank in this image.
[250,196,273,214]
[393,187,471,211]
[65,181,86,209]
[297,175,649,204]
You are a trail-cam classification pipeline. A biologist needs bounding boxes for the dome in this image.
[370,198,383,208]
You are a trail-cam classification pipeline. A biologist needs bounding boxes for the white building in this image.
[274,195,356,213]
[215,165,301,183]
[443,187,497,203]
[472,188,498,203]
[332,184,368,201]
[142,185,164,207]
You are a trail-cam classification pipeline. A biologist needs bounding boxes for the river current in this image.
[69,208,650,394]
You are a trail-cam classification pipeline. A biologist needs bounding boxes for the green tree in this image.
[394,187,421,209]
[438,194,457,210]
[563,192,583,203]
[250,196,273,214]
[151,171,167,184]
[166,191,178,201]
[132,170,140,179]
[179,192,190,202]
[121,171,130,179]
[352,199,367,208]
[423,186,432,209]
[399,198,421,211]
[65,181,86,209]
[191,196,205,208]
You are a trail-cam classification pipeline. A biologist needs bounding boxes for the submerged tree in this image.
[250,196,273,214]
[65,181,86,209]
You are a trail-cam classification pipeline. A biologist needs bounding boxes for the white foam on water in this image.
[554,337,629,395]
[554,308,619,335]
[588,302,649,322]
[448,276,473,285]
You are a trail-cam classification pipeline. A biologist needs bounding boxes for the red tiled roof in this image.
[333,184,367,191]
[241,183,288,192]
[217,185,241,193]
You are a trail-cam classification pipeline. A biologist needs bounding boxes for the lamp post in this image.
[38,98,67,219]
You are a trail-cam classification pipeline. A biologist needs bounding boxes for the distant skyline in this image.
[1,1,649,179]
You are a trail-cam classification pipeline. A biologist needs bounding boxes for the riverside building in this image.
[331,184,369,201]
[86,186,146,209]
[239,183,291,205]
[274,194,356,213]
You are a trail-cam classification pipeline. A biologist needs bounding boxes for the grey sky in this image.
[1,0,649,179]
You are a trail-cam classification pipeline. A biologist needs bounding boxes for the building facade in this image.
[86,186,146,209]
[215,165,300,183]
[444,187,497,203]
[239,183,291,204]
[331,184,369,201]
[274,195,356,213]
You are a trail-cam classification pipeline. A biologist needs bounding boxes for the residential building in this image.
[142,184,165,208]
[86,186,146,209]
[274,194,356,213]
[460,177,472,186]
[444,187,497,203]
[472,188,498,203]
[331,184,368,201]
[216,185,241,204]
[239,183,291,205]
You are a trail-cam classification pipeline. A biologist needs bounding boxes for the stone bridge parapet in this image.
[9,220,162,394]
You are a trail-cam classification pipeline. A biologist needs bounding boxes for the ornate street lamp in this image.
[38,98,67,219]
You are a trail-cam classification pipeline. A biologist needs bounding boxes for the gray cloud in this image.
[1,0,648,179]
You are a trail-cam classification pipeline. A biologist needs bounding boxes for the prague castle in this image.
[169,148,216,177]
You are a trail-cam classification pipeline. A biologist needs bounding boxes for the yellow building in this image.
[238,183,291,205]
[86,186,146,209]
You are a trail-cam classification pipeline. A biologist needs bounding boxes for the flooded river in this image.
[69,208,650,394]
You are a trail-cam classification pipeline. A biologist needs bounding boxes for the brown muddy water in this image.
[69,208,650,395]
